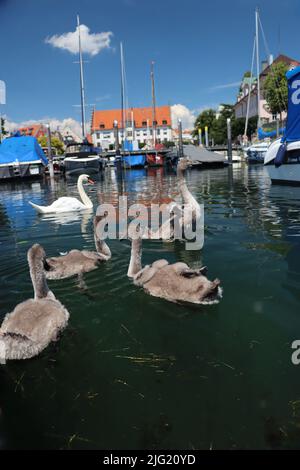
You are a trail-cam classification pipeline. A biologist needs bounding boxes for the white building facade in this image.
[91,106,173,150]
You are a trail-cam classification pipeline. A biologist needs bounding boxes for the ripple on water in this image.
[1,167,300,449]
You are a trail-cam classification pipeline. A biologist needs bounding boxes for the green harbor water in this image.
[1,164,300,449]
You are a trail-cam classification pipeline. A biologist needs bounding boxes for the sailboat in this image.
[243,8,270,164]
[119,43,146,169]
[264,66,300,184]
[64,16,102,176]
[146,61,165,167]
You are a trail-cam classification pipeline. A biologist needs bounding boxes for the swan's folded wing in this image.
[1,299,68,342]
[179,267,207,278]
[51,197,85,211]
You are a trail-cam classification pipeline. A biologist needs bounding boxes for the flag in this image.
[284,66,300,142]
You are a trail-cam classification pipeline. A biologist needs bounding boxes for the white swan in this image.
[29,174,94,214]
[0,244,69,361]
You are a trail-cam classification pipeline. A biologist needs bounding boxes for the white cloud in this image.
[171,104,197,129]
[3,117,85,140]
[45,24,113,56]
[209,81,240,91]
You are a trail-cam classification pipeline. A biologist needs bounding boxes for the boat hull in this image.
[266,162,300,185]
[0,161,44,181]
[122,154,146,169]
[64,156,101,176]
[146,152,164,167]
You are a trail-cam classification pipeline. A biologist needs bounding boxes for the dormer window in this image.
[100,124,105,129]
[142,121,147,126]
[162,120,167,125]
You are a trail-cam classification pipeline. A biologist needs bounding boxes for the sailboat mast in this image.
[244,35,256,140]
[77,15,86,139]
[151,61,157,147]
[120,42,127,145]
[255,7,261,129]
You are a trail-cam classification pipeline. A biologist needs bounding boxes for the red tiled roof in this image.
[91,106,171,131]
[18,124,47,137]
[260,54,300,77]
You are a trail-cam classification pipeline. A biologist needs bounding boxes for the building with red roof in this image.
[91,105,172,149]
[18,124,47,139]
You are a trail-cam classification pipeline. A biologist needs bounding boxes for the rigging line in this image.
[244,35,256,138]
[258,14,287,112]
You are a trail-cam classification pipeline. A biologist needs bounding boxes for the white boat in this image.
[264,139,300,185]
[244,142,270,164]
[264,65,300,185]
[0,135,47,180]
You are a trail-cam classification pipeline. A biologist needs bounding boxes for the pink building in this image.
[234,54,300,124]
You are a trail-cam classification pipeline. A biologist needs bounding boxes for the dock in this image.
[183,145,228,168]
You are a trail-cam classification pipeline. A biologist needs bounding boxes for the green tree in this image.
[263,62,288,118]
[193,108,216,138]
[38,135,65,155]
[231,116,258,140]
[0,117,8,141]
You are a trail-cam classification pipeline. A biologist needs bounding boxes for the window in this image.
[96,132,100,139]
[157,129,160,135]
[153,120,157,126]
[142,121,147,126]
[100,124,105,129]
[162,120,167,125]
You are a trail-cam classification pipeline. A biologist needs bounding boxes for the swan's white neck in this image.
[127,237,142,277]
[78,177,93,208]
[177,167,199,208]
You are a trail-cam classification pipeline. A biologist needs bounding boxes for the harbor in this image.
[1,0,300,458]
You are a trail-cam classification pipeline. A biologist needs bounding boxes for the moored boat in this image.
[64,141,103,176]
[245,142,270,164]
[0,134,48,180]
[146,143,166,167]
[122,152,146,169]
[264,66,300,185]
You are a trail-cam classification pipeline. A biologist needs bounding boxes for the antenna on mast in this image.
[120,42,127,147]
[77,14,86,139]
[255,7,261,129]
[151,61,157,147]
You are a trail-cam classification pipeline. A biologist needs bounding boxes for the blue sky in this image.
[1,0,300,130]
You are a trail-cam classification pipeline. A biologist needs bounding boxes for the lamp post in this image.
[227,118,232,164]
[46,123,54,178]
[178,119,184,159]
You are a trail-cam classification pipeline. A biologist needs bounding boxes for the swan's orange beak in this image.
[88,178,95,185]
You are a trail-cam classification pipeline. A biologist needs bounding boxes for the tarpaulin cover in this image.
[258,127,285,140]
[0,135,48,165]
[283,66,300,142]
[123,154,146,167]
